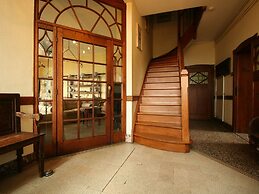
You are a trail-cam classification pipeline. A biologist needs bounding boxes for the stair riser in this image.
[137,115,181,126]
[135,124,182,138]
[142,89,180,97]
[150,63,178,67]
[141,97,181,105]
[150,64,178,68]
[144,83,180,89]
[146,77,179,83]
[139,105,181,114]
[134,136,190,153]
[152,58,177,63]
[148,67,179,72]
[147,72,179,77]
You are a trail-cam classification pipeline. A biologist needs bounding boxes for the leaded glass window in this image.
[189,72,208,85]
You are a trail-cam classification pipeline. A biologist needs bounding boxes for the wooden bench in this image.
[0,93,45,177]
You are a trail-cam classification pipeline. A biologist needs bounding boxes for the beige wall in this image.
[152,14,178,58]
[215,1,259,125]
[0,0,35,164]
[0,0,34,96]
[132,2,153,96]
[126,0,153,140]
[216,1,259,66]
[184,41,216,66]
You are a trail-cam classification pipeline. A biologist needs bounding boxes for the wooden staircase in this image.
[134,49,191,153]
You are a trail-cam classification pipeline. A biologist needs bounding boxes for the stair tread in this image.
[144,82,180,84]
[145,81,180,84]
[136,121,182,129]
[150,64,178,67]
[140,104,181,106]
[141,96,181,98]
[143,88,180,90]
[146,75,179,77]
[137,112,181,116]
[148,69,179,74]
[149,66,178,68]
[134,132,189,144]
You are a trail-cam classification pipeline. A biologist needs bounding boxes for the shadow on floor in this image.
[190,119,259,180]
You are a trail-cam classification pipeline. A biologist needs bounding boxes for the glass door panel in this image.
[58,31,111,154]
[37,28,55,156]
[113,45,123,133]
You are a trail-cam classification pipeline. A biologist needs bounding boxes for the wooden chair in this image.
[0,93,46,177]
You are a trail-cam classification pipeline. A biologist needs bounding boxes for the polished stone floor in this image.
[0,143,259,194]
[190,119,259,180]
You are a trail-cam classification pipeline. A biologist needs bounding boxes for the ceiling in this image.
[134,0,250,41]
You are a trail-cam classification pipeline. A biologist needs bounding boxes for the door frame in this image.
[233,34,258,133]
[34,0,126,157]
[56,27,113,154]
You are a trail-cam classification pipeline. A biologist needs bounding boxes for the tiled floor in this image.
[0,143,258,194]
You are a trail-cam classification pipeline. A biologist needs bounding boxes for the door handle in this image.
[107,84,112,99]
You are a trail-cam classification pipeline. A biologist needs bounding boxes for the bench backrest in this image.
[0,93,21,135]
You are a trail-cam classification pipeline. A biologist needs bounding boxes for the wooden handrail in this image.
[177,40,184,72]
[177,6,205,144]
[177,6,205,70]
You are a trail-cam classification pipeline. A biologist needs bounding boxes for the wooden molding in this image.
[126,96,139,101]
[20,97,34,105]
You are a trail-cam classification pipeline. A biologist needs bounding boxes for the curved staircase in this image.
[133,49,191,153]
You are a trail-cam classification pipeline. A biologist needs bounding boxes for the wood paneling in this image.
[20,97,34,105]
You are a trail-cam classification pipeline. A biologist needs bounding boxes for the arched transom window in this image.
[38,0,122,40]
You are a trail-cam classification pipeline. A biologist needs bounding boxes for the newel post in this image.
[181,69,190,143]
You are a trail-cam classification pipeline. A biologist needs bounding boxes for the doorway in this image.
[35,0,126,156]
[186,65,214,119]
[233,34,259,133]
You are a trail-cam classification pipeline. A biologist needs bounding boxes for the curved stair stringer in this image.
[133,47,191,153]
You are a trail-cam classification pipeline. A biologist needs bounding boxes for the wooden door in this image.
[56,28,112,154]
[187,65,214,119]
[233,35,259,133]
[234,49,253,133]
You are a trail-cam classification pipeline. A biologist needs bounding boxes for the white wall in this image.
[126,0,153,142]
[152,14,178,58]
[0,0,35,164]
[215,1,259,125]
